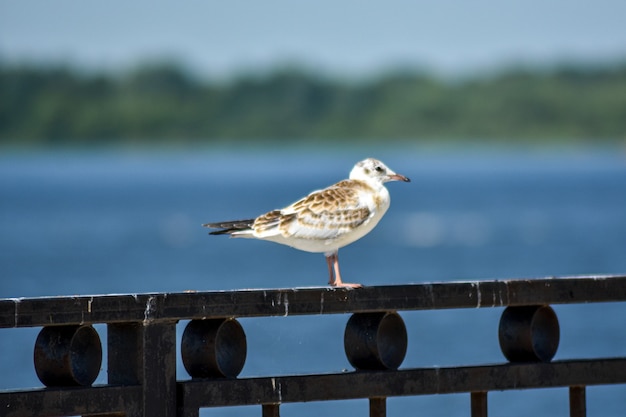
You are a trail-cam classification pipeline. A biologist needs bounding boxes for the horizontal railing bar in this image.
[1,275,625,328]
[0,384,142,417]
[178,358,626,409]
[2,359,624,416]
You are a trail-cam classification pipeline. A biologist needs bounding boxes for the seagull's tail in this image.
[202,219,255,235]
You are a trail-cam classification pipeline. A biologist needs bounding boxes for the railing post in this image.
[471,391,488,417]
[108,321,178,417]
[369,397,386,417]
[569,386,586,417]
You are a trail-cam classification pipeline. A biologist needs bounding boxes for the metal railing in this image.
[1,274,625,417]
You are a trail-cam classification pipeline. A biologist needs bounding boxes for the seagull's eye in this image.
[375,166,384,173]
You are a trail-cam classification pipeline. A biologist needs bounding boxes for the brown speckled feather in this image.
[250,180,374,240]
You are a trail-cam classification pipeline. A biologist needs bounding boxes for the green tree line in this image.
[1,62,625,145]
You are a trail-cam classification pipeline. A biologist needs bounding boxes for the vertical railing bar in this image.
[369,397,387,417]
[569,386,586,417]
[262,403,280,417]
[107,321,177,417]
[471,391,488,417]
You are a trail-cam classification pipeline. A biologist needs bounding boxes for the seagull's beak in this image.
[388,173,411,182]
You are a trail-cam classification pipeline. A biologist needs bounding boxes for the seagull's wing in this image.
[253,180,373,240]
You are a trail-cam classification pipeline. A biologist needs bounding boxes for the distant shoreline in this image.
[2,61,625,146]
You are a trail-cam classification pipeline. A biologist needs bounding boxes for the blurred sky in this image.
[1,0,626,80]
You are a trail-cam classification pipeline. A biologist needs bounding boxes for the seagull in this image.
[203,158,410,288]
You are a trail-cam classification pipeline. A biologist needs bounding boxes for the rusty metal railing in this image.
[1,275,625,417]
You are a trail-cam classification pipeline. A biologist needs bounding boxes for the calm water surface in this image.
[1,147,625,416]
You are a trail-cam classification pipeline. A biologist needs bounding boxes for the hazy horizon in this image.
[2,1,625,80]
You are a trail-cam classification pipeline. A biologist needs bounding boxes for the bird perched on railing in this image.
[203,158,410,288]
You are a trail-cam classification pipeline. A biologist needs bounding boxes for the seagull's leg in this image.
[328,251,362,288]
[332,253,343,285]
[325,253,335,285]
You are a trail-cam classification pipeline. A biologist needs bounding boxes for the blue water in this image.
[1,147,626,416]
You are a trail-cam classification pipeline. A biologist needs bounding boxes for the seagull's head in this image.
[349,158,411,185]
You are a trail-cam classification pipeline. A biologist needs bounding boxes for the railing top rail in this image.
[1,274,625,328]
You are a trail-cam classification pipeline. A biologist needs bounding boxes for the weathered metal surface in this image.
[1,275,625,328]
[34,325,102,387]
[0,385,142,417]
[369,397,386,417]
[107,321,177,417]
[1,275,625,417]
[470,392,488,417]
[177,358,626,409]
[262,403,280,417]
[498,305,560,362]
[181,318,247,378]
[344,312,407,370]
[569,386,586,417]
